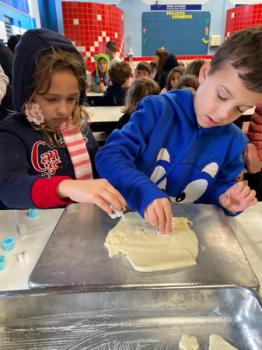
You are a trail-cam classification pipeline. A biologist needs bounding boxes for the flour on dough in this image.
[104,212,198,272]
[209,334,239,350]
[179,334,199,350]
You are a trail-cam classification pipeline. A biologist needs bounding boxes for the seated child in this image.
[117,77,160,129]
[91,53,109,92]
[0,29,126,215]
[134,62,151,79]
[165,66,185,91]
[99,61,132,106]
[185,59,205,78]
[96,26,262,233]
[176,74,199,93]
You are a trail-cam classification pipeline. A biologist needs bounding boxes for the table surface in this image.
[29,203,258,291]
[83,106,123,123]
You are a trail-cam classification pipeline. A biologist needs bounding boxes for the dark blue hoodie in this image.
[0,29,98,209]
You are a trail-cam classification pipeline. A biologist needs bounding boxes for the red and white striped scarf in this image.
[61,127,93,180]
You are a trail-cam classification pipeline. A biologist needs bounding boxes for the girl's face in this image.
[34,70,79,131]
[97,58,107,74]
[170,72,182,89]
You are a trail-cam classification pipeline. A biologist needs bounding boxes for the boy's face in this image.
[194,62,262,128]
[135,69,150,79]
[98,58,107,73]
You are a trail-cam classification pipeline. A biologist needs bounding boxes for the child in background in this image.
[176,74,199,93]
[134,62,151,79]
[117,77,160,129]
[99,61,132,106]
[0,29,126,214]
[105,41,121,67]
[165,66,184,91]
[96,27,262,234]
[91,53,109,93]
[184,59,205,78]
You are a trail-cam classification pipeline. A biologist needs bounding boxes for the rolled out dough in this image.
[209,334,239,350]
[104,212,198,272]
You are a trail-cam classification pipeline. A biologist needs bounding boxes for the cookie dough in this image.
[179,334,199,350]
[104,212,198,272]
[209,334,239,350]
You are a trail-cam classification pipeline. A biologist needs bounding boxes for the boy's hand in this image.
[219,181,257,214]
[144,198,172,234]
[57,179,126,216]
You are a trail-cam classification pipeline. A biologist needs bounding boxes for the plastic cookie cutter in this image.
[0,255,6,271]
[27,208,39,219]
[1,237,16,251]
[108,205,123,219]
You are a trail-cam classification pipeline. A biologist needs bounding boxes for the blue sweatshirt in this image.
[96,89,248,216]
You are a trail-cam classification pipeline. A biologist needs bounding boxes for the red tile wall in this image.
[225,3,262,38]
[62,1,124,71]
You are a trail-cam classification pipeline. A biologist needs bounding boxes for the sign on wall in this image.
[142,11,210,56]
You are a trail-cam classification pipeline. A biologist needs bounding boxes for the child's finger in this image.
[154,204,166,234]
[145,206,159,229]
[94,196,114,215]
[163,201,172,234]
[100,189,126,213]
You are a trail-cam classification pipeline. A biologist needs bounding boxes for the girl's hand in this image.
[144,198,172,234]
[219,181,257,213]
[57,179,126,216]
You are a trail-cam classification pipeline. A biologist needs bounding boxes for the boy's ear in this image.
[198,61,211,83]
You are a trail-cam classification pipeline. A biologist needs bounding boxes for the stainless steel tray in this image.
[0,286,261,349]
[29,203,259,290]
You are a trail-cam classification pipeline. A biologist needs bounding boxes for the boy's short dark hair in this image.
[210,26,262,93]
[135,62,151,74]
[109,61,132,86]
[106,41,117,53]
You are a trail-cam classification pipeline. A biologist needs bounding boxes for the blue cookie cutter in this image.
[0,255,6,271]
[1,237,16,251]
[27,208,39,219]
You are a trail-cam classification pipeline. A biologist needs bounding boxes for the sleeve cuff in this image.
[31,176,73,209]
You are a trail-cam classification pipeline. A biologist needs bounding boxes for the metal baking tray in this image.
[0,286,261,349]
[29,203,259,290]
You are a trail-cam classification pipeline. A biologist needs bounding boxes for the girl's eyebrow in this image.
[45,92,79,97]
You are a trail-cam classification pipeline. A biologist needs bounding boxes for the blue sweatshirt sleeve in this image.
[95,97,168,215]
[0,130,38,208]
[208,126,248,211]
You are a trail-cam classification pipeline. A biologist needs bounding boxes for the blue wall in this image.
[0,1,35,30]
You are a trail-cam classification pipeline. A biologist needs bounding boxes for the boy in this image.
[105,41,121,67]
[96,27,262,233]
[135,62,151,79]
[99,61,132,106]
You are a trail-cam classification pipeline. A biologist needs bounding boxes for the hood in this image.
[162,54,178,72]
[12,28,86,111]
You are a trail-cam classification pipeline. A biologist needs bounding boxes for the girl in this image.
[91,53,109,92]
[117,77,160,129]
[0,29,126,215]
[164,66,184,92]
